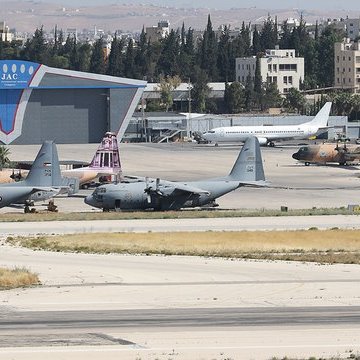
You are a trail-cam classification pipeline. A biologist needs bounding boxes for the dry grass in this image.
[7,229,360,264]
[0,267,40,290]
[0,207,353,222]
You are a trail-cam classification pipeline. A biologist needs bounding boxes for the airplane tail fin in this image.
[24,141,62,187]
[305,102,332,128]
[227,136,266,183]
[89,132,122,174]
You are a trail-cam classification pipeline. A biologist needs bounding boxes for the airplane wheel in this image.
[215,143,219,147]
[305,162,310,166]
[268,142,275,147]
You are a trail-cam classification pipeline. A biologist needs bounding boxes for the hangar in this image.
[0,60,146,145]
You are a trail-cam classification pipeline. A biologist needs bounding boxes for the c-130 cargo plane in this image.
[85,136,266,211]
[0,141,78,212]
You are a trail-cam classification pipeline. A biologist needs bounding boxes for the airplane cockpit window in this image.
[299,147,309,152]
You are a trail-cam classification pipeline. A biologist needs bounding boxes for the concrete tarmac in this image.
[3,141,360,212]
[1,244,360,359]
[1,141,360,359]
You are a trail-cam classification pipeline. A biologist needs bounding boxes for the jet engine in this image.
[257,137,268,146]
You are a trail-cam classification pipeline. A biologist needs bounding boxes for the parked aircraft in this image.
[85,136,266,211]
[0,141,78,212]
[0,132,122,187]
[201,102,332,146]
[292,142,360,166]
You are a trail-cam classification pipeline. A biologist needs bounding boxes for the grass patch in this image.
[0,267,40,290]
[0,207,355,222]
[7,229,360,264]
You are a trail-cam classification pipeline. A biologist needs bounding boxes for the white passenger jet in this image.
[202,102,332,146]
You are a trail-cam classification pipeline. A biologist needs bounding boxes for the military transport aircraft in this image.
[84,136,266,211]
[0,141,78,212]
[201,102,332,147]
[292,141,360,166]
[0,132,122,187]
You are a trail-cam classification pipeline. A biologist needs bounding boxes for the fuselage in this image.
[292,144,360,165]
[203,124,317,145]
[85,179,241,211]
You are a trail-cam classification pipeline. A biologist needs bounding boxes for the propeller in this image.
[10,168,23,182]
[144,177,163,203]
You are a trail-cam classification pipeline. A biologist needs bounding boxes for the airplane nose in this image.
[84,195,97,207]
[292,152,300,160]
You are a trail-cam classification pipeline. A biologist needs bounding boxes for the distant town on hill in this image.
[1,0,360,33]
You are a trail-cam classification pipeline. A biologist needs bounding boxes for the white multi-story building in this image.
[0,21,13,42]
[345,18,360,40]
[145,20,170,44]
[334,39,360,93]
[235,48,305,94]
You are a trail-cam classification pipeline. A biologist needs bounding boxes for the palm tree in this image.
[0,145,10,169]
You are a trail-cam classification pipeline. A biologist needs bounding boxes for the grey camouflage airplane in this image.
[85,136,266,211]
[0,141,78,212]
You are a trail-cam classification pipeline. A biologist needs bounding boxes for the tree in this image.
[224,82,245,113]
[283,88,306,113]
[107,35,124,77]
[191,67,210,113]
[156,29,180,77]
[317,25,345,87]
[123,39,135,78]
[89,38,106,74]
[22,27,49,64]
[198,15,218,81]
[244,71,255,111]
[260,15,277,51]
[179,26,195,80]
[134,27,149,79]
[217,26,232,82]
[77,43,91,72]
[252,26,261,55]
[156,75,182,111]
[253,55,263,109]
[0,145,10,170]
[262,81,282,110]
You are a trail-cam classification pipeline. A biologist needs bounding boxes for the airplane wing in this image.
[169,183,210,196]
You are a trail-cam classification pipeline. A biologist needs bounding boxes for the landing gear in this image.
[305,162,310,166]
[268,141,275,147]
[47,199,58,212]
[215,143,219,147]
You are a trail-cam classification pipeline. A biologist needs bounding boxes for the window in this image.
[349,68,351,72]
[283,76,288,84]
[242,76,245,82]
[279,64,297,71]
[268,64,272,72]
[343,56,346,61]
[273,76,277,83]
[349,57,351,61]
[337,56,339,62]
[273,64,277,72]
[288,76,293,85]
[337,67,339,73]
[337,78,340,83]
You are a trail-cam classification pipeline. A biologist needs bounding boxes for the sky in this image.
[2,0,360,10]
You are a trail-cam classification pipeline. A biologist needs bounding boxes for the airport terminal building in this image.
[0,60,146,145]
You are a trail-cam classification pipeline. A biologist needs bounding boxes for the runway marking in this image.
[0,343,360,352]
[39,278,360,288]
